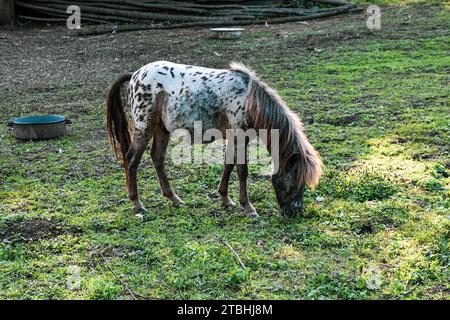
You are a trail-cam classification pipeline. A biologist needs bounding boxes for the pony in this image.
[106,61,322,218]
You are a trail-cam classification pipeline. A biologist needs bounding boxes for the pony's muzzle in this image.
[280,202,304,218]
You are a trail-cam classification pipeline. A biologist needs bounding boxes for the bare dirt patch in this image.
[0,218,77,243]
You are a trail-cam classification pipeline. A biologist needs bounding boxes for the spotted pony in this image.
[106,61,322,218]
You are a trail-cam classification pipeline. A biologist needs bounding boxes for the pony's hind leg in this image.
[151,128,184,207]
[127,130,151,214]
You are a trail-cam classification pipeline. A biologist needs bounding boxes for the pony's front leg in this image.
[151,129,184,207]
[218,141,236,207]
[236,140,258,218]
[127,131,151,215]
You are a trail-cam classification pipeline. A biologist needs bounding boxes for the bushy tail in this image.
[106,72,132,184]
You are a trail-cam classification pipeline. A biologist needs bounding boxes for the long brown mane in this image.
[229,62,323,187]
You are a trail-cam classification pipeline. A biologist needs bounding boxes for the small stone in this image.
[316,196,325,202]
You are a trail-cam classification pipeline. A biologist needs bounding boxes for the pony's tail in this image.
[298,131,323,189]
[106,72,132,184]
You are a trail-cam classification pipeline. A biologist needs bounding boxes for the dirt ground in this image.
[0,5,444,109]
[0,7,404,90]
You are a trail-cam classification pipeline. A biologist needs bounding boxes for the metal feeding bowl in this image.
[209,27,245,39]
[7,114,71,140]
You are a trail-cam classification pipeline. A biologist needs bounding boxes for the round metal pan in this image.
[7,114,71,140]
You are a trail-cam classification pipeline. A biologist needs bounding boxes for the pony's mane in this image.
[229,62,322,187]
[229,62,259,80]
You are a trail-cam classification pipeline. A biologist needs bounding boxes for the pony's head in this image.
[271,154,306,217]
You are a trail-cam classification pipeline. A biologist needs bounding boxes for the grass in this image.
[0,3,449,299]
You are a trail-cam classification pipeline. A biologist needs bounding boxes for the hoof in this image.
[134,207,148,215]
[135,213,144,221]
[171,196,184,207]
[247,212,260,219]
[222,197,236,208]
[244,208,259,218]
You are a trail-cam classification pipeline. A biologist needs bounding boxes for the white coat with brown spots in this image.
[128,61,250,136]
[120,61,257,216]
